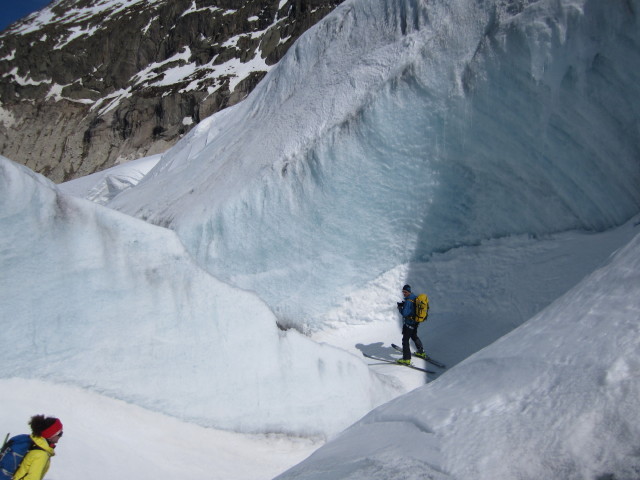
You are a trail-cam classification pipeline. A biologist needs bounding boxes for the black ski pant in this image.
[402,324,424,360]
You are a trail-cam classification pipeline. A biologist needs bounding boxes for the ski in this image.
[362,352,435,374]
[391,344,446,368]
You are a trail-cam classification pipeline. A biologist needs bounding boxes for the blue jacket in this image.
[401,293,417,327]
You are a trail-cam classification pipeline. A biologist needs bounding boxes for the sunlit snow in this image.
[1,0,640,479]
[0,156,395,439]
[108,0,640,329]
[277,223,640,479]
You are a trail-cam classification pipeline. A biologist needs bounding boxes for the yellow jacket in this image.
[12,436,55,480]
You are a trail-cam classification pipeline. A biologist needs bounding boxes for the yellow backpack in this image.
[414,293,429,322]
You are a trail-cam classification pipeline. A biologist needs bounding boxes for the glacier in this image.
[1,0,640,478]
[108,0,640,328]
[0,156,396,436]
[276,224,640,480]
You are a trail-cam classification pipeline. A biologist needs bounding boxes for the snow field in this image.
[1,0,640,478]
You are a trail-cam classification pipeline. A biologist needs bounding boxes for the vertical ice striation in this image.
[110,0,640,327]
[0,156,395,437]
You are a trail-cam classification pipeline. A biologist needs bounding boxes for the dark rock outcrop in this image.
[0,0,344,182]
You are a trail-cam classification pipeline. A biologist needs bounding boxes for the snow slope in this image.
[0,156,396,438]
[0,378,321,480]
[58,154,161,204]
[108,0,640,328]
[1,0,640,478]
[277,223,640,480]
[313,215,640,371]
[1,213,637,480]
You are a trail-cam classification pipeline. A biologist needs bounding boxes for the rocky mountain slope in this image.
[0,0,343,182]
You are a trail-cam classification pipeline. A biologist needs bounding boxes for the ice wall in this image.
[109,0,640,327]
[276,227,640,480]
[0,156,395,437]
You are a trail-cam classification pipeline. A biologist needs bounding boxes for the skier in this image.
[396,284,426,365]
[12,415,63,480]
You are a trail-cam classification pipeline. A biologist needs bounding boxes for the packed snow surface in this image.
[1,0,640,478]
[0,378,321,480]
[3,157,640,478]
[277,222,640,480]
[58,154,161,204]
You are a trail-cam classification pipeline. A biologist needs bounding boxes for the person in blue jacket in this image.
[396,284,425,365]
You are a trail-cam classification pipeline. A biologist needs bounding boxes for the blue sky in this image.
[0,0,52,32]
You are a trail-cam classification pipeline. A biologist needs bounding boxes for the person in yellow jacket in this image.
[13,415,63,480]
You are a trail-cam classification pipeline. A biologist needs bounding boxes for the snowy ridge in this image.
[0,155,396,437]
[277,224,640,479]
[109,0,640,327]
[58,154,162,204]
